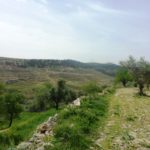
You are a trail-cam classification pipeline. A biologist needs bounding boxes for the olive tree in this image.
[120,56,150,95]
[50,80,76,109]
[51,80,67,110]
[2,92,23,127]
[115,68,132,87]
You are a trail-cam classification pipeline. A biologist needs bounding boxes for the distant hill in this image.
[0,57,119,76]
[0,57,119,99]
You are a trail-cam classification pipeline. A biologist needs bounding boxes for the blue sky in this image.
[0,0,149,63]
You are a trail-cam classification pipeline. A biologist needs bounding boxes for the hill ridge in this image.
[0,57,119,76]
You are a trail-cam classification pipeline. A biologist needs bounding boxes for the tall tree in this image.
[51,87,59,110]
[51,80,67,110]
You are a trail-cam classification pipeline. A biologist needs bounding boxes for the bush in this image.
[51,95,109,149]
[82,82,102,95]
[53,123,91,150]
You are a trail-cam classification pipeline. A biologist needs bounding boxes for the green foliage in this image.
[29,81,76,112]
[0,91,24,127]
[50,87,58,108]
[115,68,133,87]
[120,56,150,95]
[0,109,56,149]
[82,82,102,95]
[104,86,116,95]
[50,95,109,150]
[29,83,53,112]
[50,80,77,109]
[53,123,91,150]
[0,82,5,94]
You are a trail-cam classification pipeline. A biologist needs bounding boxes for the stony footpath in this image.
[17,98,81,150]
[94,88,150,150]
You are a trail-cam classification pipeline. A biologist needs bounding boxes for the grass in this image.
[94,88,150,150]
[44,95,110,150]
[0,109,56,149]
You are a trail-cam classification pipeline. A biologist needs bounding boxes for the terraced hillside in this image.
[0,57,116,98]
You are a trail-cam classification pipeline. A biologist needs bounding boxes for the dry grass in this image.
[95,88,150,150]
[0,67,113,100]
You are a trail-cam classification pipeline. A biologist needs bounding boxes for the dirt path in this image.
[95,88,150,150]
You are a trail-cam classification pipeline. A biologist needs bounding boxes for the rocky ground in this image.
[94,88,150,150]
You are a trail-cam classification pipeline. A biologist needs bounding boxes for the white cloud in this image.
[39,0,48,5]
[88,3,120,14]
[0,0,149,62]
[16,0,27,3]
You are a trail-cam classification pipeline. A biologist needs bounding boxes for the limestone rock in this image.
[17,142,32,150]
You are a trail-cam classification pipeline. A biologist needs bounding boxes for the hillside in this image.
[0,57,118,103]
[0,57,119,77]
[0,57,119,83]
[0,56,118,88]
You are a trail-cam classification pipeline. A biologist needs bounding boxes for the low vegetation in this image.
[0,79,77,149]
[50,80,77,110]
[47,94,110,150]
[0,109,56,149]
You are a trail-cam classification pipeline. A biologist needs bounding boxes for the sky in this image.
[0,0,150,63]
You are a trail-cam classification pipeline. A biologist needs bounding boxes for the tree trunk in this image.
[147,84,150,90]
[8,113,13,127]
[55,101,59,110]
[139,84,144,96]
[122,80,127,87]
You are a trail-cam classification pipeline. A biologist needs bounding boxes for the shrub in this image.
[82,82,102,95]
[53,123,91,150]
[51,95,109,149]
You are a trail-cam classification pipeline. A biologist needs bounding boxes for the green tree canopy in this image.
[115,68,133,87]
[50,80,77,109]
[1,91,24,127]
[120,56,150,95]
